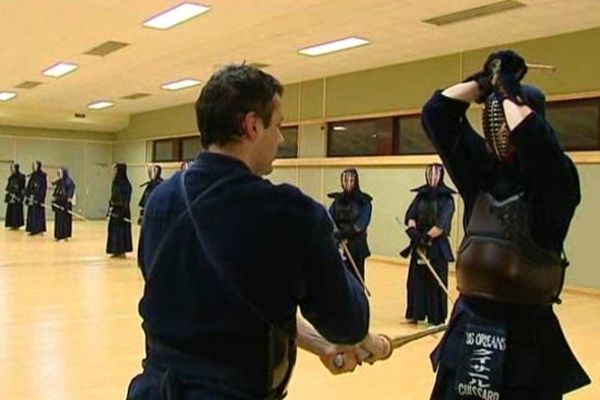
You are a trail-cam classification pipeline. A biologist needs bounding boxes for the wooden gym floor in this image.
[0,222,597,399]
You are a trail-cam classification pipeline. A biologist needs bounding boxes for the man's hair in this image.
[195,65,283,148]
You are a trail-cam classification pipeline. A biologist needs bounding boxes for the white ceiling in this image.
[0,0,599,132]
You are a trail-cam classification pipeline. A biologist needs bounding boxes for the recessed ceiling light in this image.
[143,3,211,30]
[161,78,202,91]
[42,62,78,78]
[0,91,17,101]
[87,100,114,110]
[298,37,370,57]
[333,126,348,131]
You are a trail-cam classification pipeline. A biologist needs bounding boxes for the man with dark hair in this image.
[196,65,284,151]
[421,50,590,399]
[127,65,390,400]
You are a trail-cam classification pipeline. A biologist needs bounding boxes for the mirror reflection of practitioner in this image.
[25,161,47,236]
[52,167,76,241]
[400,163,455,326]
[106,163,133,258]
[4,162,26,230]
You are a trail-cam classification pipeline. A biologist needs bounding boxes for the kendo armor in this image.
[456,192,563,305]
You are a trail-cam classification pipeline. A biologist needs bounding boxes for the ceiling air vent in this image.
[423,0,525,26]
[247,62,269,69]
[15,81,43,89]
[121,93,151,100]
[84,41,130,56]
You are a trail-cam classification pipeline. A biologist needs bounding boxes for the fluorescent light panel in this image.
[88,100,114,110]
[298,37,370,56]
[161,78,201,91]
[42,62,78,77]
[333,126,347,131]
[0,91,16,101]
[143,3,210,30]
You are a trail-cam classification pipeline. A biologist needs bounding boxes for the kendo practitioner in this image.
[421,50,590,399]
[127,65,390,400]
[328,168,373,281]
[180,161,191,171]
[52,167,76,241]
[106,163,133,257]
[25,161,47,235]
[138,164,163,225]
[4,163,26,229]
[401,163,455,326]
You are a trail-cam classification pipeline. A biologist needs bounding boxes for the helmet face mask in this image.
[342,172,356,192]
[482,94,516,164]
[425,163,444,187]
[341,169,359,193]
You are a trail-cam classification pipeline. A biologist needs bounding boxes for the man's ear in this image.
[241,111,260,141]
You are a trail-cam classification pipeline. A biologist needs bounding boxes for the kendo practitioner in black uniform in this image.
[401,163,455,326]
[52,167,76,241]
[127,65,390,400]
[25,161,47,235]
[328,168,373,281]
[5,163,26,229]
[422,50,590,399]
[106,163,133,257]
[138,164,163,225]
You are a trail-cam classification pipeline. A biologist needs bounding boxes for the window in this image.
[153,128,300,162]
[153,139,179,162]
[397,115,436,155]
[181,136,201,160]
[152,135,199,162]
[328,117,395,157]
[278,126,299,158]
[546,98,600,151]
[326,114,434,156]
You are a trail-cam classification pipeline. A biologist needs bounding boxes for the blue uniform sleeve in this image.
[39,175,47,202]
[298,203,369,345]
[404,196,419,225]
[67,181,76,199]
[124,182,133,203]
[19,175,26,194]
[328,201,336,221]
[355,200,372,232]
[436,195,455,234]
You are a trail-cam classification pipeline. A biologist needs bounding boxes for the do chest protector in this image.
[456,192,564,305]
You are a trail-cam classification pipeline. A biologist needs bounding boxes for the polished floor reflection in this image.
[0,222,597,399]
